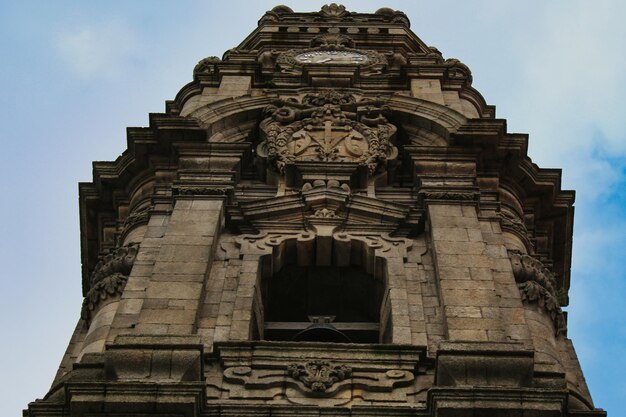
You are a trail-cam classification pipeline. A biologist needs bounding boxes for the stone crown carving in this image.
[257,91,397,175]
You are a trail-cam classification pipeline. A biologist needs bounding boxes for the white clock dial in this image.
[295,50,368,64]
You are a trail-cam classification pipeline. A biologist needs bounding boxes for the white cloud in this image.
[53,18,140,79]
[513,1,626,158]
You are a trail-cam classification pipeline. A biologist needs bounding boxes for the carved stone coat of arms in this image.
[257,90,398,175]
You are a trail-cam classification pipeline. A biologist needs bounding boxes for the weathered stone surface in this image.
[26,4,604,417]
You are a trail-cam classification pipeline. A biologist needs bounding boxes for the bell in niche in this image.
[292,316,351,343]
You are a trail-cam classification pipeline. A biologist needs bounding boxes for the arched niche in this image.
[263,264,384,343]
[233,232,413,345]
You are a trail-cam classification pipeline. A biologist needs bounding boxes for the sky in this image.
[0,1,624,415]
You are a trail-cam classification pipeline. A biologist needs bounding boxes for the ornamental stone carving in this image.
[257,91,397,175]
[216,342,425,405]
[82,243,139,320]
[122,204,152,233]
[174,186,232,196]
[510,251,566,335]
[320,3,348,18]
[310,33,355,48]
[420,190,477,202]
[500,209,529,237]
[287,361,352,392]
[81,273,128,320]
[193,56,220,74]
[89,244,139,287]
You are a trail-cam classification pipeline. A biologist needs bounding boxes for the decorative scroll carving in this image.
[287,361,352,392]
[236,231,412,260]
[313,208,339,218]
[222,363,415,401]
[122,204,152,231]
[257,91,397,175]
[217,342,424,404]
[333,232,413,259]
[82,244,139,320]
[236,231,316,256]
[510,252,566,335]
[500,209,528,236]
[320,3,348,18]
[374,7,411,26]
[444,58,473,84]
[193,56,220,74]
[271,5,293,14]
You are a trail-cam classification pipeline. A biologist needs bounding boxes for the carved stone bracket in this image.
[509,251,566,335]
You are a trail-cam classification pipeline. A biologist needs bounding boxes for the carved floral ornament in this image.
[82,243,139,320]
[310,33,355,48]
[287,361,352,392]
[257,91,398,175]
[509,251,566,335]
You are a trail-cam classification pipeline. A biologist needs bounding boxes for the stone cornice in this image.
[228,183,416,235]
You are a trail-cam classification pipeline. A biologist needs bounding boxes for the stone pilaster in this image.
[428,202,508,342]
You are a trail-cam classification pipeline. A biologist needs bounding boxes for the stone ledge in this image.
[428,386,567,417]
[104,335,204,383]
[436,341,534,388]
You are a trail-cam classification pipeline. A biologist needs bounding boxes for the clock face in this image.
[295,50,368,65]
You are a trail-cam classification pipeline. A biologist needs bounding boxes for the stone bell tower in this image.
[26,4,605,417]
